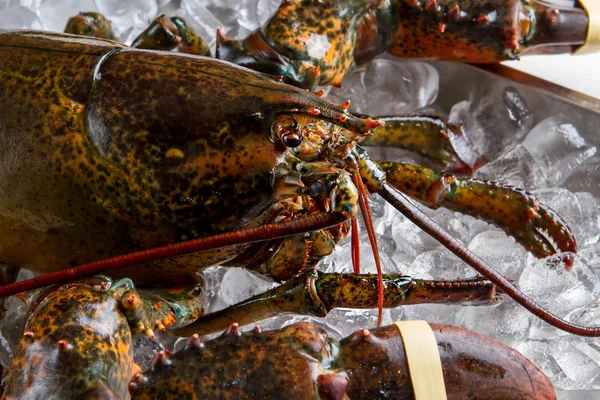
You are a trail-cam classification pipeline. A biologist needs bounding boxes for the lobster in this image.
[2,278,556,399]
[0,27,591,334]
[0,0,596,396]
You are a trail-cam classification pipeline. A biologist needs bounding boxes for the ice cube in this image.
[455,300,532,343]
[519,254,600,316]
[401,303,466,326]
[205,0,259,36]
[321,231,402,275]
[204,267,276,313]
[256,0,280,26]
[132,334,165,371]
[176,0,221,51]
[523,116,597,187]
[566,303,600,328]
[517,337,600,391]
[475,144,549,189]
[324,308,393,339]
[408,247,474,281]
[448,86,534,165]
[472,85,534,157]
[0,4,41,29]
[556,390,600,400]
[550,339,600,388]
[565,157,600,198]
[468,230,527,279]
[325,57,439,116]
[95,0,158,40]
[534,188,600,249]
[177,0,265,48]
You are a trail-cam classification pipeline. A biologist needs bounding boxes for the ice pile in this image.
[0,0,599,398]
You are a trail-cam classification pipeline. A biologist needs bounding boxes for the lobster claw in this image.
[519,1,589,56]
[520,203,577,267]
[218,0,387,89]
[378,162,577,265]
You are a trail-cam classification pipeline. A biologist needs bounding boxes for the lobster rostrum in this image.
[0,24,595,340]
[1,278,555,399]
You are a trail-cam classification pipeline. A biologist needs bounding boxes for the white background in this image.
[506,52,600,99]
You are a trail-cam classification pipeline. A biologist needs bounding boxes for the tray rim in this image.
[476,63,600,114]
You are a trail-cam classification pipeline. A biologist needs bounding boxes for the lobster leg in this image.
[386,0,589,62]
[121,282,205,337]
[378,161,577,261]
[348,115,479,173]
[129,15,211,56]
[63,12,115,39]
[170,270,498,336]
[65,12,210,56]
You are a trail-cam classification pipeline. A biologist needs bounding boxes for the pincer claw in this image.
[523,204,577,268]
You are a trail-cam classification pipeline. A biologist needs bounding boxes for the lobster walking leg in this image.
[63,12,115,39]
[171,270,498,336]
[65,12,211,56]
[129,321,556,399]
[130,15,211,56]
[349,115,478,172]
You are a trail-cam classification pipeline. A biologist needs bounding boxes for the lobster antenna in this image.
[0,213,347,298]
[378,182,600,337]
[352,171,384,327]
[351,217,360,274]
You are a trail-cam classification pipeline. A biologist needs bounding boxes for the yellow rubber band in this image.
[394,321,447,400]
[576,0,600,54]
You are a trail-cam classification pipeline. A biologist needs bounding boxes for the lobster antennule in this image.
[0,213,348,298]
[378,182,600,337]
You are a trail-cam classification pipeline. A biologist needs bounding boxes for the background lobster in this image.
[2,278,557,399]
[0,0,596,398]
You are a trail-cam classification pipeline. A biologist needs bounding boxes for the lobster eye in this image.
[272,115,303,148]
[281,130,303,147]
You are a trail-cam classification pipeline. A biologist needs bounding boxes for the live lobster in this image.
[0,0,596,396]
[2,278,556,399]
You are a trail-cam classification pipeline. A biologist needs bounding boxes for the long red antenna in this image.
[351,218,360,274]
[352,171,384,326]
[0,212,346,298]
